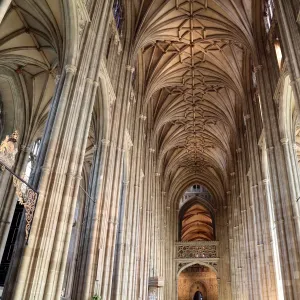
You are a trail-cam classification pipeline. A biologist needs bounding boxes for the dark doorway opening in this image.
[0,202,23,286]
[193,291,204,300]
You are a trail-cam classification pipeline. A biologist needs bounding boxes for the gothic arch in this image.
[177,261,218,277]
[178,196,216,241]
[0,0,80,146]
[0,67,25,140]
[277,69,297,142]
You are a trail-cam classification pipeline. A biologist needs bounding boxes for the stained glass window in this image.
[113,0,123,33]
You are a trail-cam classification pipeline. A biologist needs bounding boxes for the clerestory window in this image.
[113,0,123,33]
[264,0,275,32]
[24,139,41,181]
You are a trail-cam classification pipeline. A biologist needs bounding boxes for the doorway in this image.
[193,291,204,300]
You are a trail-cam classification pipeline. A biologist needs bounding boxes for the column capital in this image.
[254,65,263,73]
[280,137,289,145]
[148,277,164,287]
[101,139,110,146]
[86,77,93,84]
[262,178,269,184]
[65,64,77,74]
[139,115,147,121]
[126,65,135,73]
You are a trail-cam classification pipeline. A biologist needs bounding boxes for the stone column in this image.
[9,0,114,297]
[228,172,237,300]
[117,109,144,299]
[255,60,300,298]
[137,147,155,300]
[244,106,277,300]
[274,0,300,111]
[280,138,300,247]
[76,138,110,300]
[235,148,246,299]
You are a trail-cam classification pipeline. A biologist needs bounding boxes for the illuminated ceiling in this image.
[133,0,254,199]
[181,204,213,241]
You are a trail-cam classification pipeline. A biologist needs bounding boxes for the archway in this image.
[177,263,218,300]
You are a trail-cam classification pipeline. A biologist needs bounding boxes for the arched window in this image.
[113,0,123,33]
[274,34,283,69]
[264,0,275,32]
[24,139,41,181]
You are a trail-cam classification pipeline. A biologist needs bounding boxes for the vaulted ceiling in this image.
[0,0,63,143]
[132,0,254,199]
[181,204,213,241]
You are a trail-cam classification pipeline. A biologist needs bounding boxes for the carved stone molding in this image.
[65,64,77,74]
[125,130,133,151]
[176,241,219,259]
[99,59,116,105]
[148,277,164,287]
[77,0,90,36]
[0,130,19,168]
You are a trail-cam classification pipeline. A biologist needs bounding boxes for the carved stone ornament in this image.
[13,176,38,242]
[176,241,218,259]
[77,0,90,36]
[0,131,39,243]
[0,130,19,168]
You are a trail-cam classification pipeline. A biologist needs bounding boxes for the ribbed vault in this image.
[181,204,213,241]
[133,0,254,201]
[0,0,63,143]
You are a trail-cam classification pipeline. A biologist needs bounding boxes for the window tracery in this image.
[113,0,123,34]
[24,139,41,181]
[264,0,275,32]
